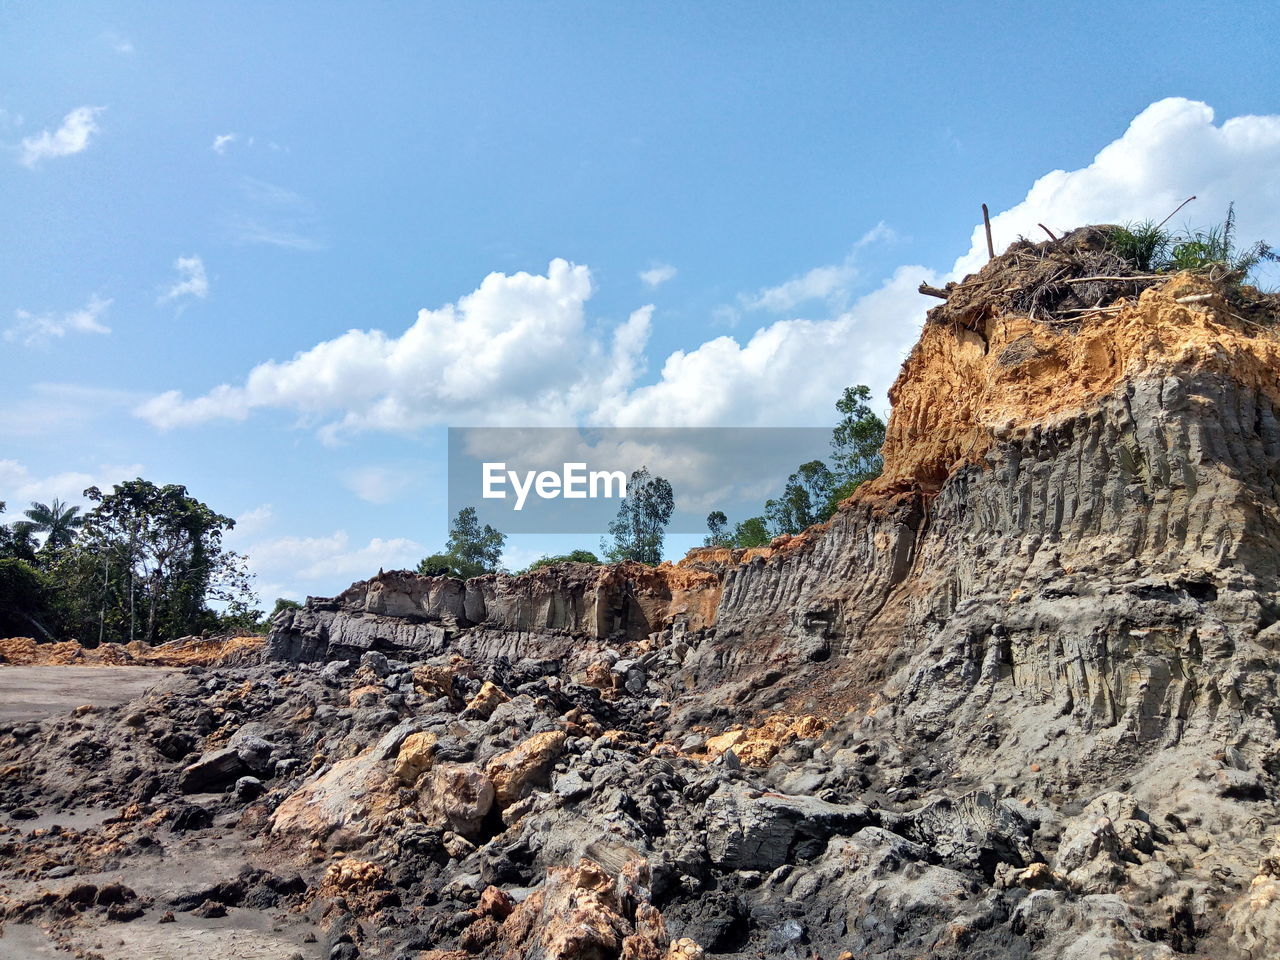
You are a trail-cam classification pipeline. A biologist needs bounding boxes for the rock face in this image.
[6,233,1280,959]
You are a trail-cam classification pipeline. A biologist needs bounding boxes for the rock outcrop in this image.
[6,229,1280,959]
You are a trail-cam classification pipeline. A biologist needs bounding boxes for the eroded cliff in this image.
[6,228,1280,959]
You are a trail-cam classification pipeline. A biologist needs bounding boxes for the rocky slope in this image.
[5,228,1280,959]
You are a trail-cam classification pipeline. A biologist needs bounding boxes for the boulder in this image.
[395,731,438,785]
[179,747,248,793]
[418,763,496,839]
[486,730,567,808]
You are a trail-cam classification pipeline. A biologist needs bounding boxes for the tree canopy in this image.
[603,467,673,565]
[417,507,506,579]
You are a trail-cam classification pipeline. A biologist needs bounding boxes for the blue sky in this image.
[3,2,1279,604]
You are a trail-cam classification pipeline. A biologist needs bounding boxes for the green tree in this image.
[13,499,84,552]
[417,507,506,579]
[603,466,674,565]
[765,460,835,534]
[704,510,729,547]
[0,513,39,565]
[57,479,257,645]
[269,597,302,621]
[0,558,57,640]
[830,385,886,486]
[731,516,772,548]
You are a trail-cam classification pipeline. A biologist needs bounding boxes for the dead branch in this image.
[918,283,949,300]
[1062,274,1165,284]
[1156,195,1197,231]
[982,204,995,260]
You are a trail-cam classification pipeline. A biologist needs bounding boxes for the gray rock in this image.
[178,747,248,793]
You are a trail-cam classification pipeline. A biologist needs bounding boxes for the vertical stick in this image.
[982,203,995,260]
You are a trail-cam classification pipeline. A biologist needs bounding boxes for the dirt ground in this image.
[0,666,179,724]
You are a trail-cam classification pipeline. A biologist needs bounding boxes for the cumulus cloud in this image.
[158,255,209,305]
[738,223,896,315]
[639,263,677,287]
[212,133,237,154]
[136,259,654,437]
[19,106,104,168]
[5,296,111,347]
[600,264,936,427]
[135,99,1280,441]
[0,459,144,509]
[244,531,424,600]
[950,98,1280,278]
[234,504,275,537]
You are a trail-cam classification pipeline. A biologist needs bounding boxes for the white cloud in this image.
[5,296,111,347]
[19,106,104,168]
[344,466,414,504]
[234,504,274,536]
[212,133,237,154]
[740,222,896,315]
[158,255,209,305]
[135,259,653,437]
[740,260,859,314]
[949,98,1280,279]
[135,100,1280,445]
[639,263,677,287]
[600,264,936,428]
[0,460,145,511]
[244,531,424,599]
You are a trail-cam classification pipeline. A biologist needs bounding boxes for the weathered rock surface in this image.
[6,237,1280,958]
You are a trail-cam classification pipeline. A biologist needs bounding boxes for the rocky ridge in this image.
[5,229,1280,958]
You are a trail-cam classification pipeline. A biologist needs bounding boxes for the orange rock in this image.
[485,730,567,808]
[418,763,495,839]
[394,731,437,785]
[465,680,510,718]
[702,714,828,766]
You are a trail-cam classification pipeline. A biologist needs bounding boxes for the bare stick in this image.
[1156,195,1196,231]
[982,203,995,260]
[1058,305,1125,315]
[1063,274,1165,284]
[918,282,949,300]
[1038,223,1058,241]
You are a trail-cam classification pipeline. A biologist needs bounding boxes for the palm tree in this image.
[15,499,85,551]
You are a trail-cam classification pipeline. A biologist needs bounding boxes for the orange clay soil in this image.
[0,634,265,667]
[684,273,1280,569]
[613,561,723,631]
[868,273,1280,495]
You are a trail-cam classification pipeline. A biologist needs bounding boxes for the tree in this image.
[0,558,58,640]
[13,499,84,552]
[417,507,506,579]
[603,467,674,565]
[704,510,729,547]
[765,460,835,535]
[731,516,772,549]
[57,479,257,645]
[0,518,38,564]
[269,597,302,621]
[830,385,886,486]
